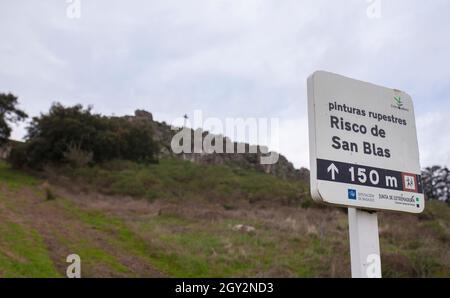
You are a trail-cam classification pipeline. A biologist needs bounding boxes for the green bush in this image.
[8,142,28,169]
[63,143,94,168]
[9,103,159,168]
[45,188,56,201]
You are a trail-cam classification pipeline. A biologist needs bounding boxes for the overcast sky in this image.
[1,0,449,169]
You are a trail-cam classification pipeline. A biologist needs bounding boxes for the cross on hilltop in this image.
[183,114,188,127]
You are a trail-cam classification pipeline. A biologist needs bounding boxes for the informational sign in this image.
[308,71,424,213]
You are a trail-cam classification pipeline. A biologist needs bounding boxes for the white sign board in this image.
[308,71,424,213]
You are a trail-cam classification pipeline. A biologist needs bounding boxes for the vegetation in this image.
[0,160,448,277]
[53,158,309,206]
[9,103,158,169]
[422,166,450,204]
[0,93,28,146]
[0,98,448,278]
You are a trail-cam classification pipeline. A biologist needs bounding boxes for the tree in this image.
[435,167,450,202]
[10,103,158,168]
[0,93,28,145]
[422,166,450,204]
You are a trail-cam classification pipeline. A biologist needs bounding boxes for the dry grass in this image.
[0,160,448,277]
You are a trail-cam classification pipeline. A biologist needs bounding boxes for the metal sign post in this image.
[348,208,381,278]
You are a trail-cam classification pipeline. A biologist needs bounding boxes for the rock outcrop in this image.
[129,110,310,181]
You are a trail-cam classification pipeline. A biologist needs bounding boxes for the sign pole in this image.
[348,208,382,278]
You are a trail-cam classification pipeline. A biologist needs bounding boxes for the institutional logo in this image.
[391,96,409,111]
[413,196,421,208]
[348,189,357,200]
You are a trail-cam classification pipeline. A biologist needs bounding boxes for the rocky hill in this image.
[124,110,309,181]
[0,109,308,181]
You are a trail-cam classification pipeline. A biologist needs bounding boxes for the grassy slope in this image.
[64,159,309,205]
[0,160,449,277]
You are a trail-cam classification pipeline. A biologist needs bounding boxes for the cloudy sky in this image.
[1,0,449,168]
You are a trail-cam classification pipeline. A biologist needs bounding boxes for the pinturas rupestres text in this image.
[328,101,408,159]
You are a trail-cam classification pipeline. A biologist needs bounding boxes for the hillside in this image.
[127,110,310,181]
[0,160,448,277]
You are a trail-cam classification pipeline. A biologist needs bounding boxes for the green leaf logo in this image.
[394,96,403,108]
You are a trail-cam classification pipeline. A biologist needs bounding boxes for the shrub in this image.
[41,182,56,201]
[63,143,93,168]
[45,188,56,201]
[10,103,159,168]
[8,142,28,169]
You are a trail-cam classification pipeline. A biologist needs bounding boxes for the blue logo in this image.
[348,189,357,200]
